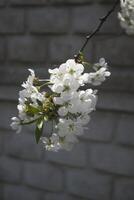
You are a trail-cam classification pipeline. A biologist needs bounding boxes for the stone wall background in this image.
[0,0,134,199]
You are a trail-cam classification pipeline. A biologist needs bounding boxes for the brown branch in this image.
[74,0,120,63]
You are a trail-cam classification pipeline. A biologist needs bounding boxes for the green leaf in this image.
[25,104,41,117]
[28,105,40,114]
[78,51,85,62]
[35,117,44,144]
[21,118,39,125]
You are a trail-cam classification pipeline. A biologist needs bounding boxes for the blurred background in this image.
[0,0,134,200]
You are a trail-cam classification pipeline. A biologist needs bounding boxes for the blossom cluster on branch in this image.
[11,57,110,151]
[118,0,134,35]
[10,0,134,152]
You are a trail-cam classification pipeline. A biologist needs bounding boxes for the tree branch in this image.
[74,0,120,63]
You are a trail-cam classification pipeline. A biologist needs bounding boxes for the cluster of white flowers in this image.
[11,69,46,133]
[118,0,134,35]
[11,58,110,152]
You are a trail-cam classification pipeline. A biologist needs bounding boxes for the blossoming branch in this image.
[10,0,134,152]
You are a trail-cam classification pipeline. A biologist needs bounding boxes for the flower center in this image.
[69,68,75,75]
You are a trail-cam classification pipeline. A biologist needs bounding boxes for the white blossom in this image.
[57,118,84,137]
[58,106,68,117]
[22,69,36,89]
[77,89,97,113]
[118,0,134,35]
[20,69,45,107]
[10,117,22,134]
[49,59,85,94]
[50,74,80,94]
[93,58,108,70]
[77,114,91,125]
[41,133,61,152]
[65,59,84,77]
[88,67,111,86]
[11,69,46,132]
[87,58,111,86]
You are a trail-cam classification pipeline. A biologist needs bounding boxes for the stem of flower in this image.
[74,0,120,63]
[39,79,50,82]
[20,118,39,125]
[39,82,52,89]
[20,113,48,126]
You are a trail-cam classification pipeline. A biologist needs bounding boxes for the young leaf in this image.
[21,118,39,125]
[35,117,44,144]
[28,105,40,114]
[77,51,85,63]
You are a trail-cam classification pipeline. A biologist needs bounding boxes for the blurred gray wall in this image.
[0,0,134,200]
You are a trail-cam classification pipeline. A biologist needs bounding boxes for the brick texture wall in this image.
[0,0,134,200]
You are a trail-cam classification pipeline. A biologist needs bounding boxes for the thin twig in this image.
[74,0,120,62]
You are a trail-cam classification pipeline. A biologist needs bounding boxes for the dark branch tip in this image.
[74,0,120,60]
